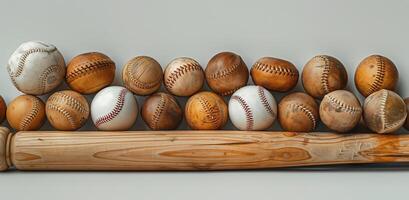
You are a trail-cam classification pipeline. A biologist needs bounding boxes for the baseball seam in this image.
[253,62,298,77]
[257,86,274,116]
[207,61,241,80]
[66,60,114,83]
[39,64,64,94]
[198,96,221,124]
[317,56,331,94]
[19,97,41,130]
[150,94,166,129]
[367,56,385,95]
[49,93,88,114]
[126,64,161,90]
[47,104,77,129]
[9,47,57,78]
[379,90,388,131]
[95,88,127,127]
[326,95,361,113]
[289,103,316,129]
[165,62,202,89]
[231,95,254,130]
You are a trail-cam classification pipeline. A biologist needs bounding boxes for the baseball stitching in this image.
[19,97,41,130]
[257,86,275,116]
[325,95,361,113]
[47,104,76,129]
[66,60,115,83]
[165,62,202,89]
[316,56,331,94]
[39,64,64,94]
[207,61,242,80]
[126,63,161,89]
[198,96,221,124]
[367,56,386,95]
[378,90,388,131]
[253,61,298,77]
[289,103,316,129]
[9,47,57,78]
[231,95,254,130]
[95,88,127,127]
[150,94,166,129]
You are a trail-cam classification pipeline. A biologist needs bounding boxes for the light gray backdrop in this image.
[0,0,408,199]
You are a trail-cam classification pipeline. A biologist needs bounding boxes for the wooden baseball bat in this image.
[1,126,409,171]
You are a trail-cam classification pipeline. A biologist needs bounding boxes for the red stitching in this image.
[257,86,274,116]
[95,88,128,127]
[231,95,253,130]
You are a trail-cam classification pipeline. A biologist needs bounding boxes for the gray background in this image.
[1,0,409,199]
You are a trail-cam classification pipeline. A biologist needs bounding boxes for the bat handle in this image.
[0,127,12,171]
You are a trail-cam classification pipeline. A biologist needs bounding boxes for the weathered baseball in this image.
[185,91,228,130]
[46,90,89,131]
[363,89,407,134]
[355,55,399,97]
[0,96,6,123]
[278,92,318,132]
[122,56,163,96]
[7,41,66,95]
[141,92,182,130]
[229,85,277,130]
[251,57,299,92]
[302,55,348,99]
[164,57,204,96]
[6,95,45,131]
[66,52,116,94]
[91,86,138,131]
[205,52,249,96]
[320,90,362,132]
[404,97,409,130]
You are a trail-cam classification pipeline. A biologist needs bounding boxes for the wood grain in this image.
[1,129,408,171]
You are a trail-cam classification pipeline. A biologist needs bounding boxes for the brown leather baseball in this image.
[251,57,299,92]
[164,57,204,96]
[141,92,182,130]
[404,97,409,130]
[185,91,228,130]
[46,90,90,131]
[0,96,6,123]
[122,56,163,96]
[320,90,362,132]
[66,52,116,94]
[6,95,46,131]
[205,52,249,96]
[355,55,398,97]
[363,89,407,134]
[278,92,318,132]
[302,55,348,99]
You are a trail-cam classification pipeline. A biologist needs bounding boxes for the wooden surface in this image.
[1,129,409,171]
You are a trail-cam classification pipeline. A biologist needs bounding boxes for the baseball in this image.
[404,97,409,130]
[251,57,299,92]
[0,96,6,123]
[302,55,348,99]
[229,85,277,131]
[278,92,318,132]
[122,56,163,96]
[66,52,116,94]
[46,90,90,131]
[7,41,66,95]
[91,86,138,131]
[141,92,182,130]
[205,52,249,96]
[164,57,204,96]
[185,91,228,130]
[363,89,407,133]
[320,90,362,132]
[6,95,45,131]
[355,55,399,97]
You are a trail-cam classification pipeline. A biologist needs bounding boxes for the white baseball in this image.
[7,41,66,95]
[229,85,277,130]
[91,86,138,131]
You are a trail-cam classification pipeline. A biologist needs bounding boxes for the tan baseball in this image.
[46,90,90,131]
[164,57,204,96]
[6,95,46,131]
